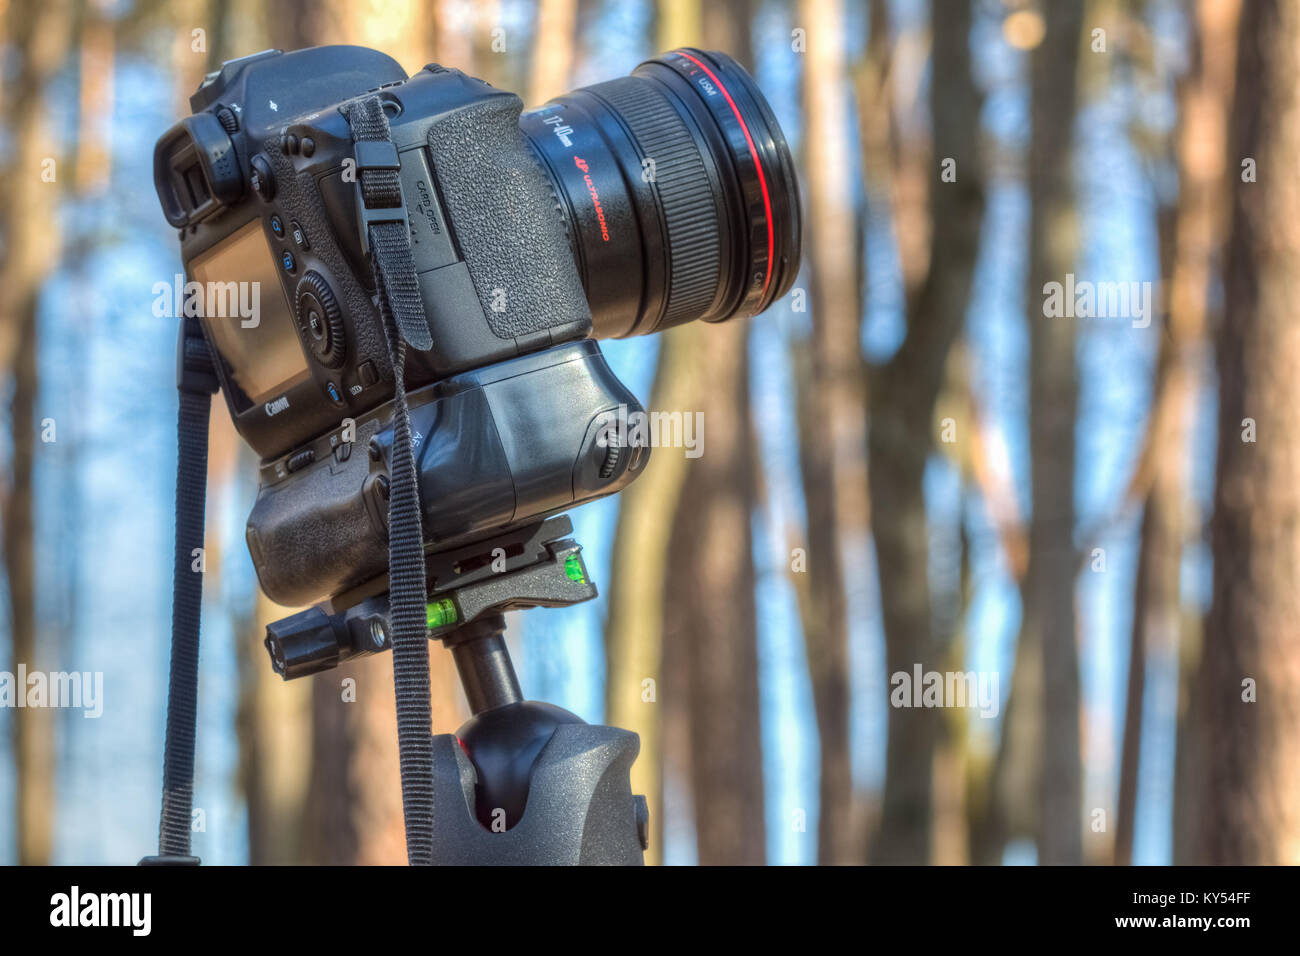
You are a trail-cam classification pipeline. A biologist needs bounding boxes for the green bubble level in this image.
[426,597,458,630]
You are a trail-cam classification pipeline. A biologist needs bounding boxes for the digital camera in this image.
[153,44,800,610]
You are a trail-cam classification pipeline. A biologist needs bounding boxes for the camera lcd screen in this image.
[189,221,307,405]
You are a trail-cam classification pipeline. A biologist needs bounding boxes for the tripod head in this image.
[263,514,594,679]
[263,514,649,864]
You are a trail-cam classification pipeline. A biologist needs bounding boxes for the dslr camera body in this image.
[154,44,799,612]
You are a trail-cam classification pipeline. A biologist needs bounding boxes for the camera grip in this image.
[423,95,591,342]
[246,418,388,608]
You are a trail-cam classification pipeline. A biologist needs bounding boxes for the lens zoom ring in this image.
[590,78,722,326]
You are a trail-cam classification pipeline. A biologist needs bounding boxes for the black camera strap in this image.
[144,98,436,867]
[346,95,437,866]
[141,314,218,866]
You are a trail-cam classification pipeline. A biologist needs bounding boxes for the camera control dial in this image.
[295,270,346,368]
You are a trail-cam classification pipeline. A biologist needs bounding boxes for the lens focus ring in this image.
[587,78,722,329]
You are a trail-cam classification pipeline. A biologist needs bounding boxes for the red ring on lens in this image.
[671,50,776,302]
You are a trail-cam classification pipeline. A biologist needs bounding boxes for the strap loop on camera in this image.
[344,96,431,353]
[353,140,409,256]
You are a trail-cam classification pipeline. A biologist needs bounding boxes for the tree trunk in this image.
[528,0,577,105]
[648,0,765,867]
[300,642,464,864]
[663,320,765,865]
[1114,464,1176,864]
[235,588,313,864]
[795,0,865,867]
[1190,0,1300,865]
[604,325,702,866]
[1117,0,1240,866]
[981,0,1086,866]
[433,0,475,75]
[0,0,74,868]
[3,302,51,866]
[1027,0,1086,868]
[867,0,984,865]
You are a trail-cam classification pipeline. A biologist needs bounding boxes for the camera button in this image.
[289,220,309,249]
[269,214,285,238]
[280,249,296,274]
[250,153,275,201]
[286,448,315,473]
[357,361,377,387]
[325,381,344,405]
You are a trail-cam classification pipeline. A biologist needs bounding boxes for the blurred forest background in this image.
[1,0,1297,866]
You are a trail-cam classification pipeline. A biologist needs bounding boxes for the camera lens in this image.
[521,49,801,339]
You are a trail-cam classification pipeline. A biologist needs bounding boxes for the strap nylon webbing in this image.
[148,98,436,867]
[346,95,436,866]
[151,315,217,863]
